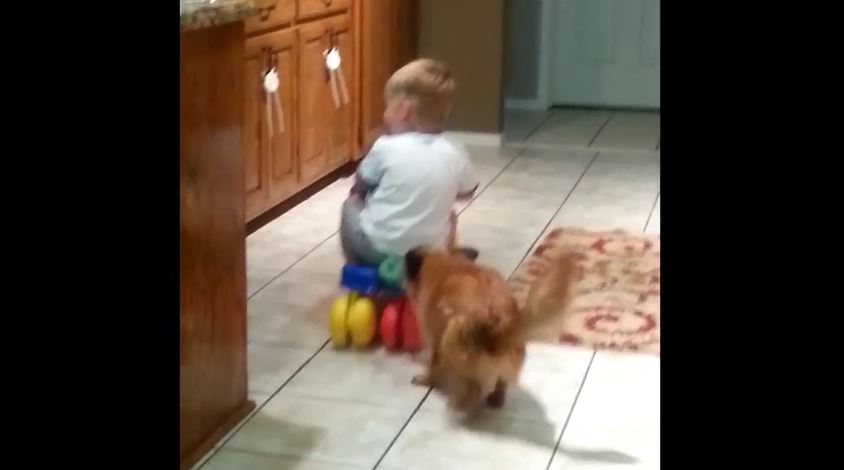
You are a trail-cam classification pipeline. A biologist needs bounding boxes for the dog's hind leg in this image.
[485,379,508,408]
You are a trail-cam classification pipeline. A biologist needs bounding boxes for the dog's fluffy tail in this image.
[519,252,579,340]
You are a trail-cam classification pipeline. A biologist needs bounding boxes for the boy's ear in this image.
[404,246,428,282]
[399,97,415,119]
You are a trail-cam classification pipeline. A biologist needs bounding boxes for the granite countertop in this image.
[180,0,258,31]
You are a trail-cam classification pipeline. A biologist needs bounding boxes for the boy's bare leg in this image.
[447,210,458,248]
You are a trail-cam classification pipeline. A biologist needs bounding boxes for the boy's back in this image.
[358,133,476,256]
[339,58,477,265]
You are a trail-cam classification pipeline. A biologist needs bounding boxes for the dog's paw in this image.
[485,391,506,408]
[485,380,507,408]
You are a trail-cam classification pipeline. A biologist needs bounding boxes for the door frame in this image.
[536,0,553,111]
[504,0,553,111]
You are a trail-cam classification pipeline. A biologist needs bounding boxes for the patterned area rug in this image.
[510,228,660,354]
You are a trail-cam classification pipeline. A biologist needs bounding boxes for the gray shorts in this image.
[339,195,390,266]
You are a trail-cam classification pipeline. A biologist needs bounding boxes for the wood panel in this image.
[243,48,268,220]
[298,0,351,21]
[418,0,505,133]
[180,22,253,470]
[393,0,418,68]
[245,28,299,220]
[246,0,295,34]
[360,0,392,147]
[360,0,417,151]
[298,20,333,183]
[327,14,354,168]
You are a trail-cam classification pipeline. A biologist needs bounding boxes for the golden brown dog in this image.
[404,247,579,413]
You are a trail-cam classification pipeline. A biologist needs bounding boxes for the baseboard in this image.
[504,98,547,111]
[443,131,502,147]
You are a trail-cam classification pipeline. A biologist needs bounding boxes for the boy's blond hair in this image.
[385,58,456,126]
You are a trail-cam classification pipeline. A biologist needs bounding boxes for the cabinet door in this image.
[243,42,269,221]
[244,29,298,221]
[327,14,354,168]
[298,21,332,184]
[360,1,393,148]
[264,29,298,207]
[245,0,295,35]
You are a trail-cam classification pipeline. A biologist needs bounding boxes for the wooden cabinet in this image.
[327,15,354,170]
[180,21,252,470]
[360,0,417,148]
[242,1,415,223]
[393,0,418,68]
[298,0,351,21]
[244,28,298,221]
[297,21,333,184]
[298,14,354,185]
[360,1,392,147]
[246,0,295,34]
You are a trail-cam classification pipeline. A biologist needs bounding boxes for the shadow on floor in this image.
[459,385,559,450]
[202,414,324,470]
[557,446,639,464]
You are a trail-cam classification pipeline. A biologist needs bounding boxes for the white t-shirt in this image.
[357,133,478,256]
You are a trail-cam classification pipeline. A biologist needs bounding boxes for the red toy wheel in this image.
[401,301,422,352]
[380,300,402,350]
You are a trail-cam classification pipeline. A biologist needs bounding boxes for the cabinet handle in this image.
[259,4,276,20]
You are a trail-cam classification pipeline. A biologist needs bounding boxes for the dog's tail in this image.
[518,251,580,340]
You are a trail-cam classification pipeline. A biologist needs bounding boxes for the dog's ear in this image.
[404,246,427,282]
[454,246,479,262]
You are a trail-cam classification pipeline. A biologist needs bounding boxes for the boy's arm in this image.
[351,137,386,196]
[456,153,479,201]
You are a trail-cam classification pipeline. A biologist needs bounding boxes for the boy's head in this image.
[383,58,456,134]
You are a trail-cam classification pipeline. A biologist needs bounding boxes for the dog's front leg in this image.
[412,343,441,387]
[485,379,508,408]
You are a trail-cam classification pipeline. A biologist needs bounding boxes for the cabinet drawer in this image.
[298,0,350,21]
[245,0,295,34]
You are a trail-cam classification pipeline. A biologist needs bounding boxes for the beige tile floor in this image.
[195,109,660,469]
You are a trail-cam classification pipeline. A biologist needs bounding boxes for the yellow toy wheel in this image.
[329,293,356,347]
[347,297,376,348]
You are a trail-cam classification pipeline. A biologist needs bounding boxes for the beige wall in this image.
[418,0,505,133]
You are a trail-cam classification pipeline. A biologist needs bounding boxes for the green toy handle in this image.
[378,256,403,288]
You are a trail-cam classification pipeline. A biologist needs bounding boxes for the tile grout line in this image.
[504,142,660,156]
[503,153,600,284]
[197,339,332,469]
[587,113,614,148]
[371,388,433,470]
[642,191,660,233]
[249,232,340,300]
[521,111,555,142]
[456,148,525,216]
[511,152,601,270]
[544,350,597,470]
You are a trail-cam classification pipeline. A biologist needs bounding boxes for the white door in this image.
[550,0,660,109]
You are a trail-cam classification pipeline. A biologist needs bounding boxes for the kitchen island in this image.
[180,2,257,468]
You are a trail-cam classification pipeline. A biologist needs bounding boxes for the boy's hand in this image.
[456,183,479,201]
[350,175,367,197]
